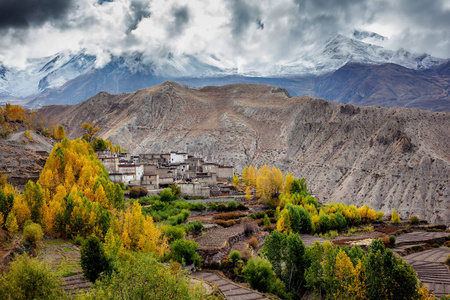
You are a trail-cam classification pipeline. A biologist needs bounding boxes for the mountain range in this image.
[39,81,450,225]
[1,31,449,111]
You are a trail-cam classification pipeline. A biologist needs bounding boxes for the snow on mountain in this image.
[260,34,445,77]
[0,32,446,100]
[0,50,96,98]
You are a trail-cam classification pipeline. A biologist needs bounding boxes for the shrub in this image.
[389,235,396,246]
[248,236,258,249]
[391,209,401,224]
[215,211,239,220]
[217,203,227,212]
[230,250,241,265]
[171,239,201,267]
[255,211,265,219]
[265,209,275,217]
[410,216,420,224]
[376,210,384,220]
[80,236,112,283]
[73,236,85,246]
[329,230,339,238]
[129,187,148,199]
[263,214,271,227]
[0,255,63,300]
[184,221,204,233]
[237,203,248,210]
[207,202,218,211]
[86,252,208,299]
[189,202,207,211]
[243,218,257,236]
[216,219,235,227]
[227,200,238,211]
[243,257,276,293]
[23,222,43,247]
[161,225,185,243]
[160,188,174,202]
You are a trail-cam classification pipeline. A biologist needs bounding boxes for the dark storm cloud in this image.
[168,6,190,36]
[0,0,74,29]
[98,0,114,4]
[256,19,264,30]
[228,0,261,37]
[126,1,151,33]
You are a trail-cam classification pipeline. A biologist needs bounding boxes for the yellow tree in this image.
[245,186,252,201]
[391,209,401,224]
[334,250,355,299]
[54,125,66,140]
[6,212,18,233]
[81,123,99,143]
[241,166,249,185]
[232,174,239,189]
[349,260,367,299]
[284,173,294,194]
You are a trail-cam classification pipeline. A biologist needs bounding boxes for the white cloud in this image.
[0,0,448,70]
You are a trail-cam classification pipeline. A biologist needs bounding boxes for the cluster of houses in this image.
[97,151,235,198]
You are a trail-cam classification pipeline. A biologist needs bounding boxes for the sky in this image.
[0,0,449,69]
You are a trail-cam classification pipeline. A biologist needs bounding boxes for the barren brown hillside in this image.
[39,81,450,225]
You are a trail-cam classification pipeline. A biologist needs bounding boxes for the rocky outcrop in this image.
[39,81,450,225]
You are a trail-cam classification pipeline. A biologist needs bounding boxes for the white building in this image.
[170,152,188,164]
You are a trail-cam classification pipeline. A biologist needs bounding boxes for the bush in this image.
[189,202,207,211]
[215,211,239,220]
[410,216,420,224]
[216,219,235,227]
[237,203,248,210]
[389,235,396,246]
[227,200,238,211]
[230,250,241,265]
[129,187,148,199]
[183,221,204,233]
[243,218,257,236]
[217,203,227,212]
[243,257,276,293]
[171,239,201,267]
[87,252,208,299]
[376,210,384,220]
[73,236,85,246]
[0,255,63,300]
[160,188,174,202]
[161,225,186,243]
[23,222,43,247]
[263,214,271,227]
[80,236,112,283]
[207,202,218,211]
[248,236,258,249]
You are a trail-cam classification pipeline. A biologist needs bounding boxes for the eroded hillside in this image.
[39,81,450,224]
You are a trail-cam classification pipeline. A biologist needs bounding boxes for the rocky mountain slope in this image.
[0,130,54,189]
[39,82,450,225]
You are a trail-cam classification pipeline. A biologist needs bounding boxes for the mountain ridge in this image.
[39,82,450,225]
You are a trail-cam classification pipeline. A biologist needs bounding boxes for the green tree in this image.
[243,257,277,293]
[0,255,63,300]
[81,236,112,283]
[86,252,208,299]
[171,239,201,267]
[262,230,287,277]
[284,233,306,294]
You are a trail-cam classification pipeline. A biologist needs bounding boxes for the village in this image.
[97,150,236,198]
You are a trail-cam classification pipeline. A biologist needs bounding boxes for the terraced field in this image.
[402,244,450,296]
[196,224,245,249]
[395,232,450,246]
[38,239,91,295]
[193,271,269,300]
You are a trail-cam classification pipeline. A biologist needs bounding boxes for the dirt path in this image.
[193,271,269,300]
